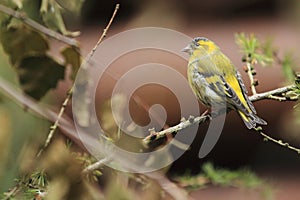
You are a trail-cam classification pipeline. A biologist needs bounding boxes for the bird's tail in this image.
[238,111,267,129]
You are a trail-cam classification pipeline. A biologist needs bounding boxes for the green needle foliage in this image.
[202,163,263,188]
[235,33,274,66]
[174,163,273,199]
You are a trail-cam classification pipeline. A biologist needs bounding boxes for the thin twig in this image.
[37,4,120,157]
[143,84,298,149]
[0,76,191,200]
[82,157,111,174]
[246,61,257,95]
[255,127,300,154]
[143,115,209,145]
[84,161,191,200]
[82,154,190,200]
[249,84,296,102]
[36,88,73,157]
[86,4,120,61]
[3,184,21,200]
[0,4,78,46]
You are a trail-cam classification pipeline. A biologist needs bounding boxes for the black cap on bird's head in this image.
[182,37,217,54]
[193,37,209,44]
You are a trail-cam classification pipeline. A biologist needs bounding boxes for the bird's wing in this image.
[235,71,256,114]
[219,75,251,115]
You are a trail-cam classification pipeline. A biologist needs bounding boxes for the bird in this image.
[182,37,267,129]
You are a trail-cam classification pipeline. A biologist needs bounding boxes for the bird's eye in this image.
[193,37,203,47]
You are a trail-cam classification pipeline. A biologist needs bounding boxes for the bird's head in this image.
[182,37,218,55]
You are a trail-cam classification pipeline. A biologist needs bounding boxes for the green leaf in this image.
[61,46,81,80]
[40,0,80,37]
[16,55,65,100]
[0,25,49,65]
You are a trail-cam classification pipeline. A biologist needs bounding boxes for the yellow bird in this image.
[182,37,267,129]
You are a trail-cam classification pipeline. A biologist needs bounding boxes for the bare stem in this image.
[143,115,209,144]
[255,127,300,154]
[37,4,120,157]
[143,84,299,152]
[82,158,190,200]
[246,61,257,95]
[0,4,78,46]
[249,84,296,102]
[3,184,21,200]
[82,157,111,174]
[36,88,73,157]
[86,4,120,61]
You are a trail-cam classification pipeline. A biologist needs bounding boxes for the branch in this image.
[0,76,84,148]
[86,4,120,61]
[37,4,120,157]
[254,127,300,154]
[246,60,258,95]
[82,157,111,174]
[143,114,210,144]
[36,88,73,157]
[82,157,190,200]
[143,84,299,154]
[0,76,191,200]
[249,84,296,102]
[0,4,78,46]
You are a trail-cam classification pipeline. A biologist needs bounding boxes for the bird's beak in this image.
[181,44,192,54]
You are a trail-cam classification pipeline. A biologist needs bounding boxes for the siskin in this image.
[182,37,267,129]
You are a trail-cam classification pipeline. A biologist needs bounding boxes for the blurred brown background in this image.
[73,0,300,198]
